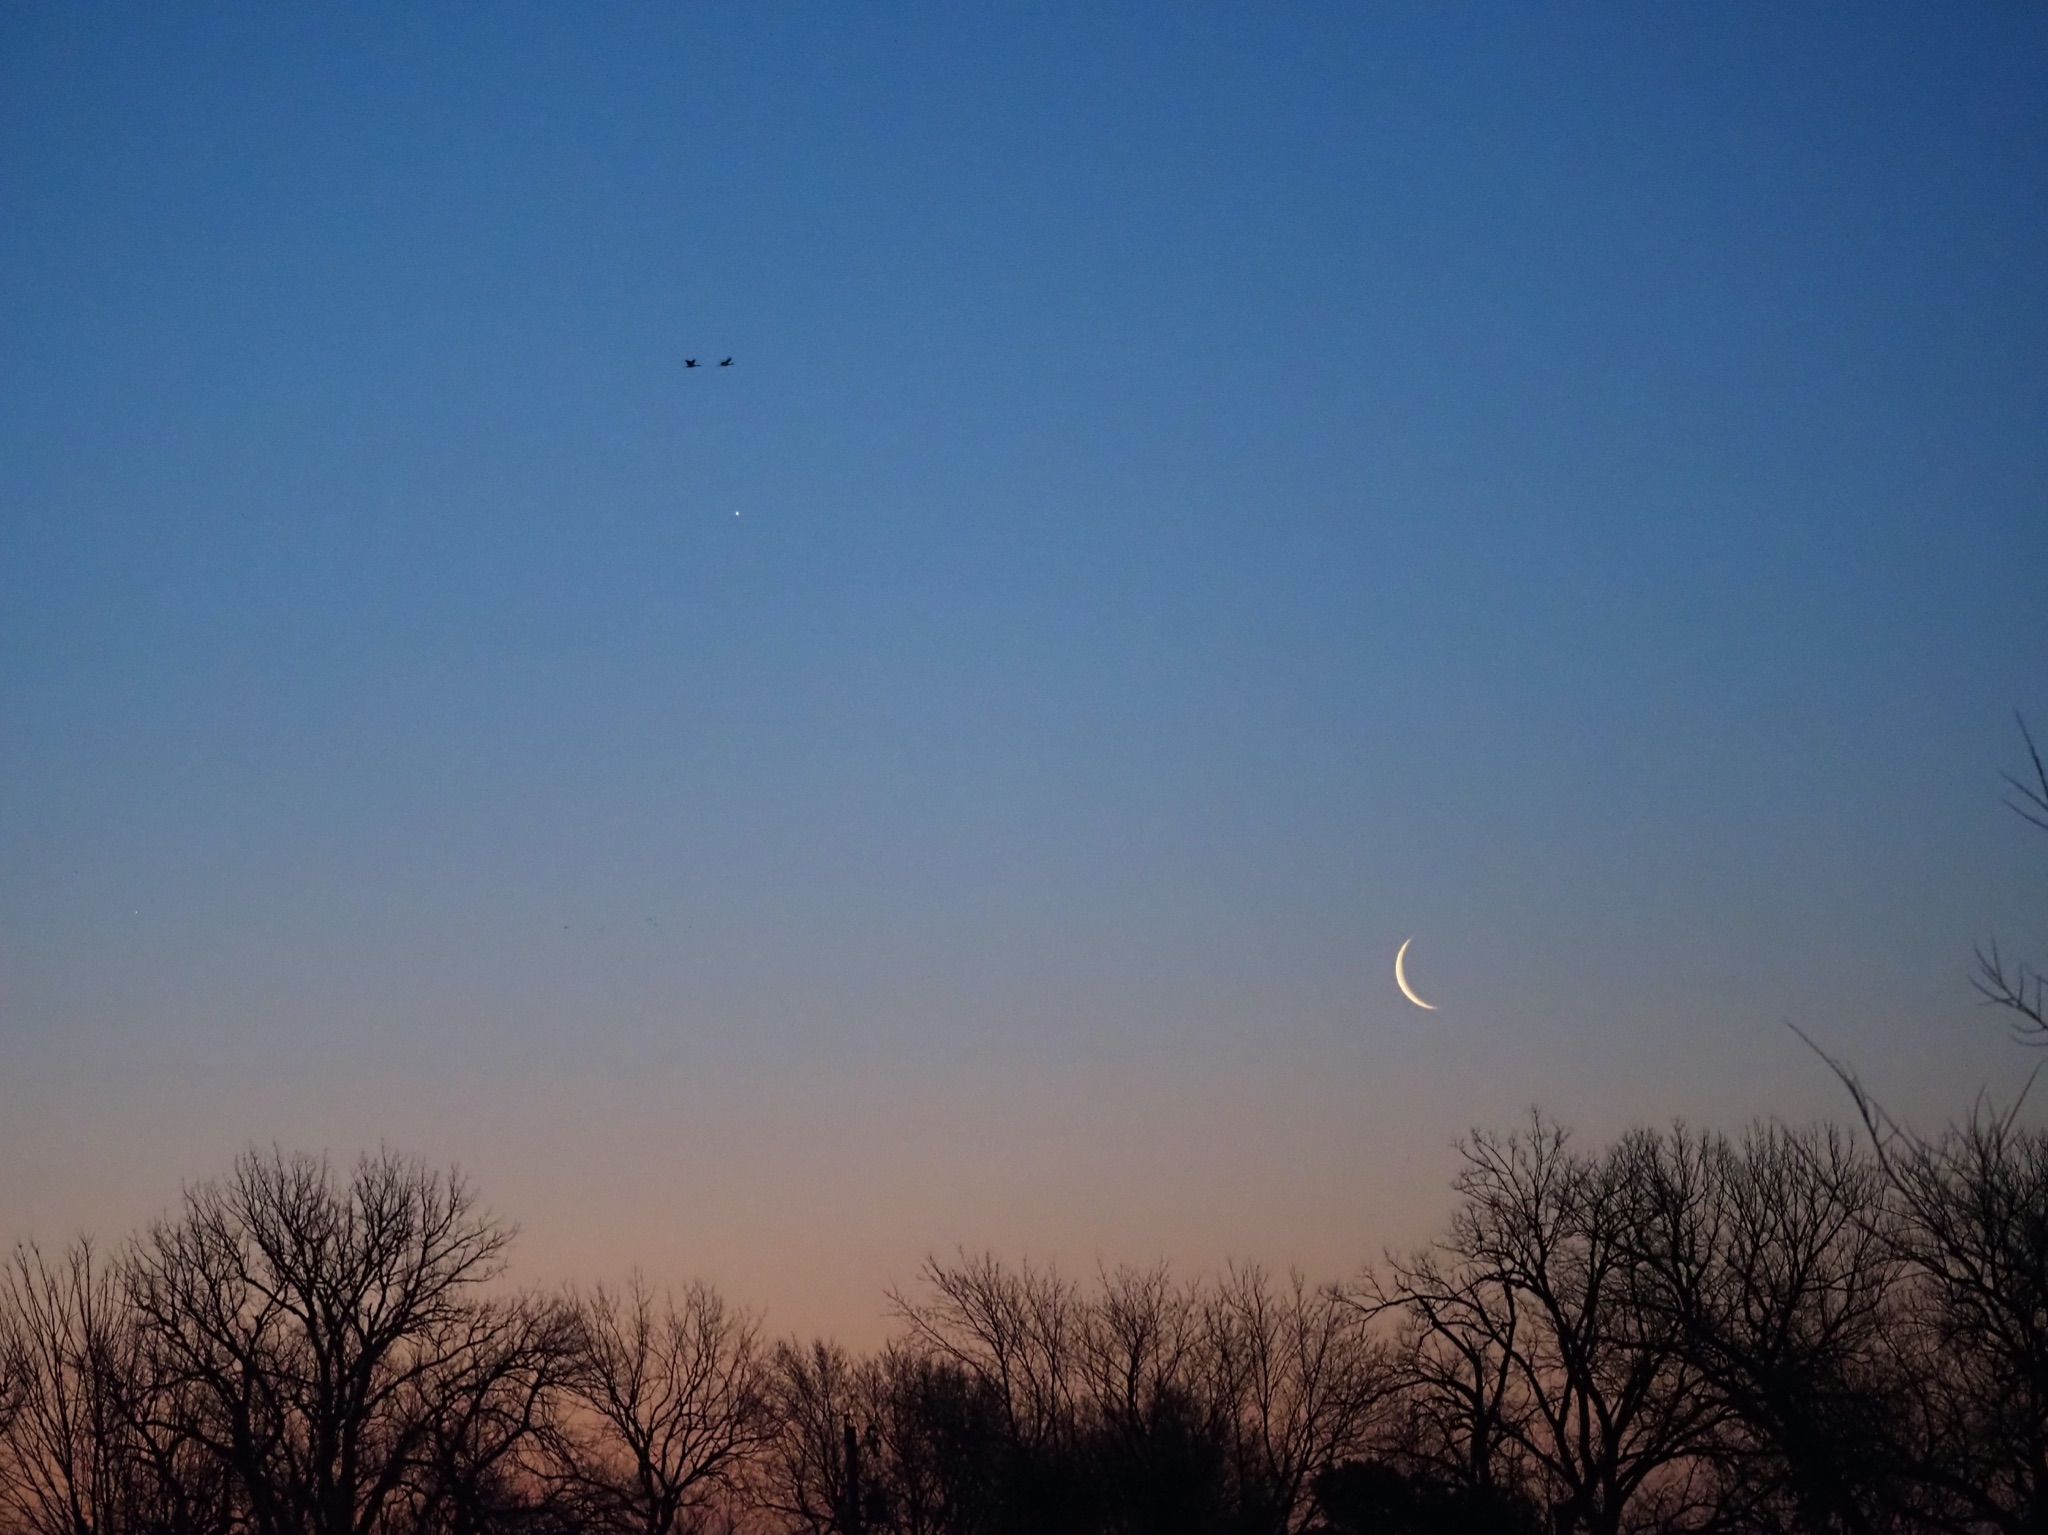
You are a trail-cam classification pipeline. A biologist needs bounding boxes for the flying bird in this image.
[684,358,698,368]
[720,357,733,366]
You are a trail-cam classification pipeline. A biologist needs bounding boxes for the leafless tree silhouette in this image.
[888,1254,1084,1472]
[1198,1264,1387,1531]
[403,1295,579,1535]
[0,1241,170,1535]
[3,1090,2045,1535]
[759,1340,864,1535]
[550,1277,770,1535]
[1370,1118,1723,1535]
[121,1148,518,1535]
[1615,1122,1901,1534]
[1859,1099,2048,1533]
[881,1254,1383,1534]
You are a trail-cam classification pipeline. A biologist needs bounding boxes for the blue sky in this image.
[2,4,2044,1334]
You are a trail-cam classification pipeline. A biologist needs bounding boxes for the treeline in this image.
[0,1106,2043,1535]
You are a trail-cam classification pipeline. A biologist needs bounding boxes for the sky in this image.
[2,3,2045,1341]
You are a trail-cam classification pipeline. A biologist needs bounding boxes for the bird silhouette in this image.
[720,357,733,366]
[684,358,698,368]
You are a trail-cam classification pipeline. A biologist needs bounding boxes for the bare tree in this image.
[1074,1264,1216,1532]
[1074,1264,1199,1450]
[760,1340,861,1535]
[402,1294,581,1535]
[1196,1265,1385,1532]
[1357,1241,1530,1509]
[0,1241,135,1535]
[1793,981,2048,1535]
[1616,1123,1900,1535]
[1869,1103,2048,1535]
[880,1254,1381,1535]
[887,1255,1084,1470]
[760,1341,936,1535]
[121,1147,516,1535]
[551,1277,770,1535]
[1375,1118,1723,1535]
[0,1237,235,1535]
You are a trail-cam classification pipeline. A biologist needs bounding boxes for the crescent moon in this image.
[1394,938,1437,1011]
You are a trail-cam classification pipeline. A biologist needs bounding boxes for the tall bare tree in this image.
[1197,1265,1385,1532]
[0,1241,136,1535]
[1865,1104,2048,1535]
[1616,1123,1900,1534]
[761,1341,941,1535]
[121,1148,516,1535]
[760,1340,863,1535]
[402,1294,580,1535]
[0,1238,230,1535]
[551,1277,770,1535]
[1374,1119,1722,1535]
[880,1254,1381,1535]
[888,1255,1085,1470]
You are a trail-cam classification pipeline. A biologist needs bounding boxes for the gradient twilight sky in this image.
[2,4,2045,1340]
